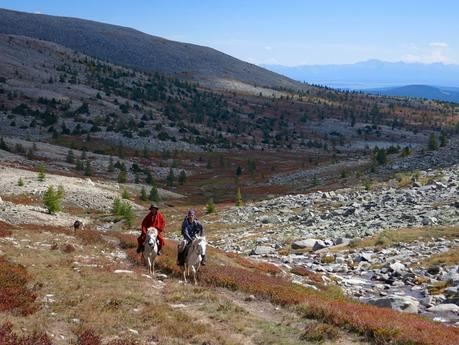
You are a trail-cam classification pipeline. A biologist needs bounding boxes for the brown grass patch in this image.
[225,252,281,274]
[300,322,340,342]
[420,247,459,267]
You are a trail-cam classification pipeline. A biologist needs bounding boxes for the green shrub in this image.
[121,188,130,199]
[43,185,63,214]
[112,197,134,226]
[140,186,148,201]
[17,177,24,186]
[206,198,216,214]
[37,164,46,181]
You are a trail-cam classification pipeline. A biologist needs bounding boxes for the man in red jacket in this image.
[137,203,166,255]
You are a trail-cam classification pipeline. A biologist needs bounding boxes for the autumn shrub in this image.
[112,232,137,249]
[75,229,105,245]
[0,322,52,345]
[0,257,38,316]
[62,243,76,253]
[290,266,324,285]
[301,322,339,342]
[74,329,101,345]
[0,221,13,237]
[226,252,281,274]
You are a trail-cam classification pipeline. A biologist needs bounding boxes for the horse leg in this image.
[183,264,187,283]
[191,266,197,285]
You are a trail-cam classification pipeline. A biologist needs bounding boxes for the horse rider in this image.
[177,209,206,266]
[137,203,165,255]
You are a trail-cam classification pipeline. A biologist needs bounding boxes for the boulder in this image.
[355,252,373,263]
[291,239,319,249]
[250,246,275,256]
[388,261,406,275]
[312,240,327,251]
[368,296,419,313]
[427,304,459,313]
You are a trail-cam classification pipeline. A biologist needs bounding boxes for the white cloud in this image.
[429,42,448,48]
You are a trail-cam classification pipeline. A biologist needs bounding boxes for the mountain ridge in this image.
[0,8,305,91]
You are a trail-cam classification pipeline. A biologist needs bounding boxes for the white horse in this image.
[183,236,207,285]
[143,227,158,276]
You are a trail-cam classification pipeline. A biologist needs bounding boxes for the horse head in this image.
[195,236,207,256]
[146,227,158,247]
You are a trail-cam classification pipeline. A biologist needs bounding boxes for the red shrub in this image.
[290,266,324,284]
[0,257,38,316]
[62,244,76,253]
[226,252,281,274]
[75,329,101,345]
[0,322,52,345]
[0,221,13,237]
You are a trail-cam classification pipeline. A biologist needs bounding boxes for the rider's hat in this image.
[149,203,159,210]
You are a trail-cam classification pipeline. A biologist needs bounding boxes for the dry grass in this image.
[225,252,281,274]
[300,322,340,342]
[420,247,459,267]
[345,225,459,249]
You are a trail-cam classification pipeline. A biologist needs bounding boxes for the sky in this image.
[0,0,458,66]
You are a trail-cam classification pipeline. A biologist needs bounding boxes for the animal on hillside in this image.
[143,227,159,276]
[73,220,84,233]
[182,236,207,285]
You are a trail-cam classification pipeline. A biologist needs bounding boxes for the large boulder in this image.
[291,239,319,250]
[250,246,275,256]
[368,296,419,314]
[427,304,459,313]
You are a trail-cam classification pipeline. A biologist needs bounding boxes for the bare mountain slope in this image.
[0,8,304,90]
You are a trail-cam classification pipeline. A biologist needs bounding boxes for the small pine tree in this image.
[84,160,92,176]
[80,149,87,160]
[112,197,122,214]
[0,137,9,151]
[178,170,186,185]
[236,166,242,177]
[149,184,160,202]
[57,185,65,199]
[439,131,448,147]
[140,186,148,201]
[121,188,130,199]
[374,148,387,165]
[66,150,75,163]
[108,156,114,172]
[75,159,83,171]
[118,170,127,183]
[17,177,24,186]
[340,170,347,178]
[166,168,174,187]
[206,198,216,214]
[37,164,46,181]
[43,185,63,214]
[427,133,438,151]
[235,187,243,207]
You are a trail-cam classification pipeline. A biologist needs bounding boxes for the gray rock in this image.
[312,240,327,251]
[250,246,275,256]
[291,239,319,249]
[355,252,373,263]
[427,304,459,313]
[388,261,406,275]
[369,295,419,313]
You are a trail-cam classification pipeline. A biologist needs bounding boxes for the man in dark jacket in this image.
[177,209,206,266]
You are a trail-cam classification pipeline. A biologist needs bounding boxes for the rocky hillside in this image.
[0,8,304,91]
[204,162,459,326]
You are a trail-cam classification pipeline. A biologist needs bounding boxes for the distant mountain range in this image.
[262,59,459,89]
[0,8,303,90]
[364,85,459,103]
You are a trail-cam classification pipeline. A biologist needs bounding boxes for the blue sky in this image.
[0,0,457,66]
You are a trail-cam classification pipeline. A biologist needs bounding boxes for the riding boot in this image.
[157,242,162,256]
[136,244,144,254]
[201,255,207,266]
